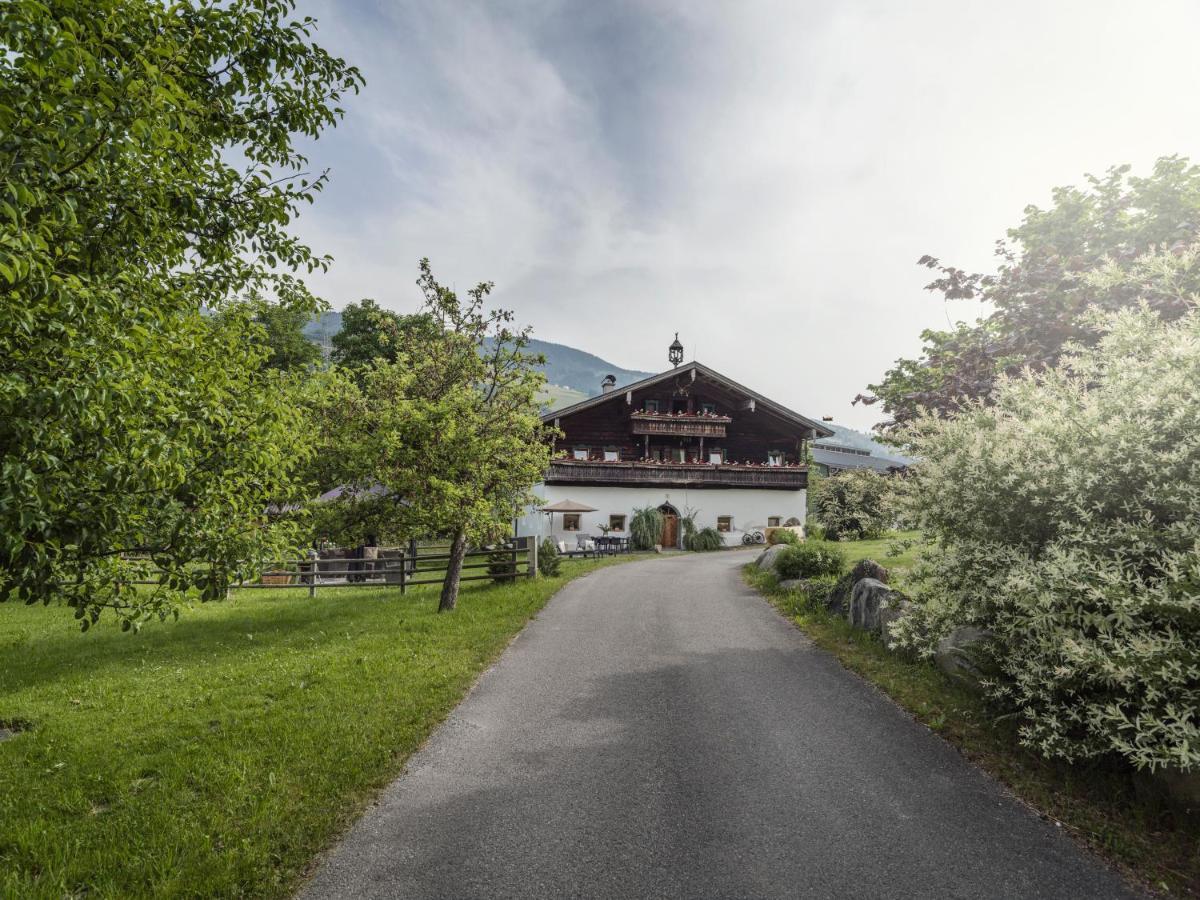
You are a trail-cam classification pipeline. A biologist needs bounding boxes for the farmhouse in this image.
[517,338,833,548]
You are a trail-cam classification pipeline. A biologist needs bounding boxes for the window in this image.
[672,447,686,463]
[671,399,688,414]
[700,402,716,415]
[767,450,784,467]
[573,447,589,460]
[717,516,733,533]
[604,448,619,461]
[609,514,626,532]
[644,399,661,413]
[708,449,724,465]
[767,516,781,527]
[563,513,581,531]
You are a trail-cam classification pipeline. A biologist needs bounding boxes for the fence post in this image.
[400,549,407,596]
[308,558,317,600]
[529,535,537,579]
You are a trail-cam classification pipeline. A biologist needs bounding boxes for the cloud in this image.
[291,0,1200,429]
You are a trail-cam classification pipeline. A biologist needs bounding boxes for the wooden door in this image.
[661,513,678,548]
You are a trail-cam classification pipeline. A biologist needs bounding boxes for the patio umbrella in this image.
[538,499,598,537]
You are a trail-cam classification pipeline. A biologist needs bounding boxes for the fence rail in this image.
[127,537,537,598]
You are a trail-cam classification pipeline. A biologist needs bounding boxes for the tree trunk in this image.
[438,528,468,612]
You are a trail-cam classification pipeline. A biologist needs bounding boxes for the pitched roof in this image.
[542,361,834,438]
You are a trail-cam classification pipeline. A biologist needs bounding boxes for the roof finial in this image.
[668,332,684,368]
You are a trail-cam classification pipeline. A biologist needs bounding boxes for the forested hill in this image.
[301,312,652,408]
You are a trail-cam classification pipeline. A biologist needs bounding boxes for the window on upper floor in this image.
[700,401,716,415]
[573,447,589,460]
[644,399,661,413]
[708,448,724,465]
[603,448,619,461]
[767,450,784,467]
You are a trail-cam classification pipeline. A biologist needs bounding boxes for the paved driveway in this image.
[301,551,1139,899]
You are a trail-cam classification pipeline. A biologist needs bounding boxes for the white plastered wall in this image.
[515,484,807,548]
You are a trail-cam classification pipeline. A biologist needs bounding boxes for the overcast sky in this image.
[290,0,1200,430]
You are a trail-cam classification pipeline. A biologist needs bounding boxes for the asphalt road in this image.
[301,551,1140,900]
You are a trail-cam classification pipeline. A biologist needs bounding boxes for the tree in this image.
[860,157,1200,433]
[0,1,361,628]
[810,469,893,541]
[307,260,552,612]
[329,298,437,371]
[891,270,1200,771]
[253,303,324,372]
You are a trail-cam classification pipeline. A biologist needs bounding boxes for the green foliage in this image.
[487,545,519,583]
[768,528,800,545]
[685,527,724,552]
[805,523,827,541]
[776,543,846,580]
[252,303,324,372]
[893,298,1200,771]
[0,0,361,628]
[307,260,552,611]
[329,298,437,372]
[863,157,1200,432]
[811,469,893,540]
[537,538,561,577]
[630,507,664,550]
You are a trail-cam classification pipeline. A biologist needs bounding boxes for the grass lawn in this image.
[747,534,1200,898]
[0,554,651,899]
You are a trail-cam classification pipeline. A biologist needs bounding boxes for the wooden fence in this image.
[129,537,537,598]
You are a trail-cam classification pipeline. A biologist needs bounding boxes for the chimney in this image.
[601,374,617,394]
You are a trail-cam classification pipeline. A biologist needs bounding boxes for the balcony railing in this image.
[630,411,731,438]
[546,458,808,490]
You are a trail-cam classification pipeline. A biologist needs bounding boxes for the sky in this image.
[290,0,1200,430]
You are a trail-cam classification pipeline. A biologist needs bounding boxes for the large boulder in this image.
[933,626,998,693]
[876,595,911,649]
[1152,767,1200,814]
[755,544,789,572]
[825,559,890,615]
[848,577,896,633]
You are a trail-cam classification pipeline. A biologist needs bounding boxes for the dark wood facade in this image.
[543,364,828,491]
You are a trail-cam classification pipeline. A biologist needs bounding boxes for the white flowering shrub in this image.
[893,305,1200,772]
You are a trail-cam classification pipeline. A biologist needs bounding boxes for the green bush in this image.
[811,469,892,540]
[630,506,664,550]
[487,544,519,583]
[686,526,724,552]
[537,537,561,577]
[776,542,845,580]
[768,528,799,545]
[777,573,841,616]
[805,522,826,541]
[893,296,1200,771]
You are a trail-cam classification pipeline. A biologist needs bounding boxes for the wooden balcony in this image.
[630,411,731,438]
[546,459,808,491]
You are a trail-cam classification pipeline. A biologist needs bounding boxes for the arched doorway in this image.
[658,503,681,549]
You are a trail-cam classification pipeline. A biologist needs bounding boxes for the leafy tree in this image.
[892,267,1200,770]
[0,1,361,627]
[253,302,324,372]
[810,469,893,541]
[860,157,1200,432]
[307,260,552,612]
[329,298,437,371]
